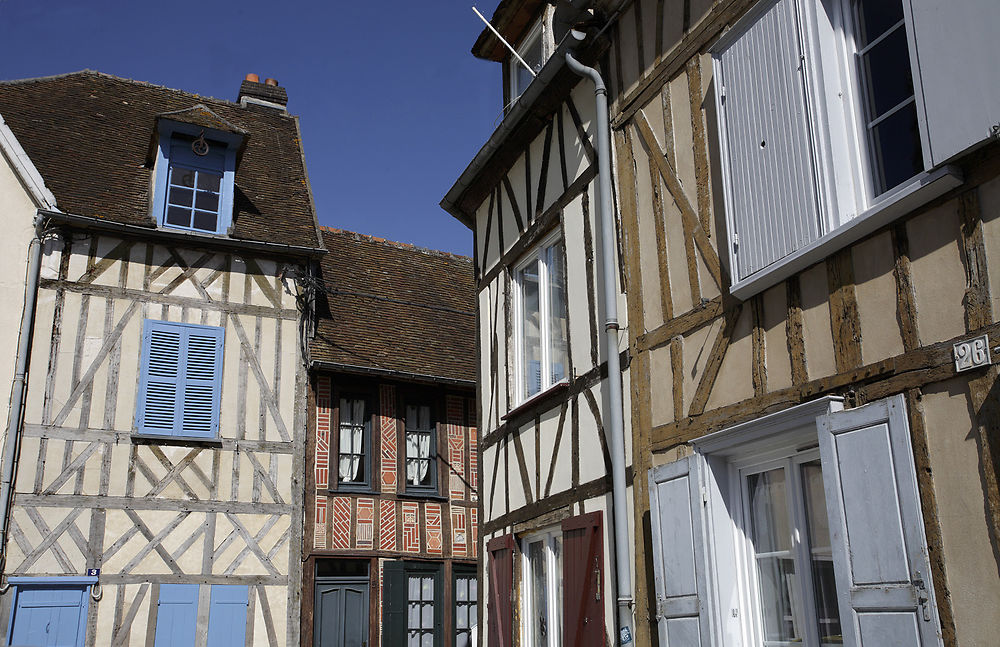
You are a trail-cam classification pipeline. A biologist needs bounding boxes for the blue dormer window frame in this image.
[152,121,240,235]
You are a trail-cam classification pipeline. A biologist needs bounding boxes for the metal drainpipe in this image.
[565,31,634,645]
[0,214,47,580]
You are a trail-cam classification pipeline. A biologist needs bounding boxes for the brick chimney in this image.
[237,73,288,110]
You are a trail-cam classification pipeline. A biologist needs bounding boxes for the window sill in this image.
[397,490,447,502]
[131,433,222,448]
[729,165,964,301]
[501,380,569,421]
[330,484,374,495]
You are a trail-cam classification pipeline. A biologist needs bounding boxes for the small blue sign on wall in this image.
[86,568,100,577]
[620,626,633,644]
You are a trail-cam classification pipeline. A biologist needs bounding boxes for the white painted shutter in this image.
[908,0,1000,165]
[648,455,711,646]
[817,394,943,647]
[714,0,822,280]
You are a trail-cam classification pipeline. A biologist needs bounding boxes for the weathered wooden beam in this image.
[613,128,645,349]
[633,112,722,284]
[637,296,723,352]
[751,295,767,397]
[785,276,808,385]
[671,336,685,422]
[509,425,535,506]
[903,389,958,647]
[502,176,526,236]
[651,320,1000,450]
[689,305,742,416]
[687,57,713,236]
[648,144,675,322]
[17,493,291,515]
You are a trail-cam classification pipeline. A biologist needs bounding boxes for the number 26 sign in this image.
[953,334,992,372]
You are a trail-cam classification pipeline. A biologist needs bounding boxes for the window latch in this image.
[594,557,601,601]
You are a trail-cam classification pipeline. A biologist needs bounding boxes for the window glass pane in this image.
[408,602,420,629]
[408,576,420,599]
[171,167,196,188]
[801,461,843,646]
[195,191,219,212]
[520,259,542,399]
[168,186,194,207]
[747,469,791,553]
[858,26,914,118]
[870,102,924,193]
[529,540,549,645]
[553,535,563,640]
[191,211,218,232]
[855,0,904,47]
[197,171,222,192]
[546,242,568,385]
[166,206,190,227]
[747,468,801,643]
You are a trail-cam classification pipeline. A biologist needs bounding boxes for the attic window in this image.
[509,15,553,103]
[152,120,240,235]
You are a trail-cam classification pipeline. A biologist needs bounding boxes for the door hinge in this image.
[914,571,931,622]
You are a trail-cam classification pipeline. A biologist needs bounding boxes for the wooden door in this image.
[314,578,369,647]
[8,585,89,647]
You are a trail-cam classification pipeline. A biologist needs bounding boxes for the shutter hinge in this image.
[720,85,726,101]
[732,233,739,254]
[701,486,708,506]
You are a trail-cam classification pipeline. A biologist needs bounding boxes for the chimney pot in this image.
[265,78,279,86]
[244,73,260,83]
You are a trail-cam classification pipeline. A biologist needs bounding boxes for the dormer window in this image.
[508,13,554,103]
[164,134,227,233]
[151,113,244,236]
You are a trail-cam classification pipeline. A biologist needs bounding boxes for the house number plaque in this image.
[953,334,991,372]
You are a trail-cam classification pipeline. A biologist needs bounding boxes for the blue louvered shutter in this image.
[154,584,198,647]
[137,321,224,437]
[180,326,224,436]
[206,585,248,647]
[9,585,88,646]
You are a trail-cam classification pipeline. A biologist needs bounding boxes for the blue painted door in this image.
[153,584,198,646]
[8,585,88,647]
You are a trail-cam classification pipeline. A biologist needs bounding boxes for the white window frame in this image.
[520,527,562,647]
[712,0,962,299]
[508,10,556,103]
[692,397,844,646]
[511,229,568,406]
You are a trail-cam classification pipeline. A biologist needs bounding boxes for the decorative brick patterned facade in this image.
[379,384,397,493]
[425,503,443,555]
[468,397,478,500]
[315,377,331,490]
[401,501,420,553]
[331,496,351,550]
[451,506,468,557]
[314,495,328,550]
[447,395,466,500]
[470,507,478,558]
[356,497,375,550]
[379,499,396,551]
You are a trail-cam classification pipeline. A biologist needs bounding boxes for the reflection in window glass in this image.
[407,575,435,647]
[801,461,843,646]
[405,405,435,488]
[516,236,568,403]
[522,530,563,647]
[454,574,477,647]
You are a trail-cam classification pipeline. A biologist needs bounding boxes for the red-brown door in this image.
[487,534,515,647]
[562,511,604,647]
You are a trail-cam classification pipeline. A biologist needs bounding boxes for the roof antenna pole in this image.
[471,6,537,77]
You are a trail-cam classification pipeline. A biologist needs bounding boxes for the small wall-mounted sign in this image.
[86,568,100,577]
[953,334,992,372]
[620,626,633,645]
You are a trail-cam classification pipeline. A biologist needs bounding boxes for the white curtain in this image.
[338,399,365,481]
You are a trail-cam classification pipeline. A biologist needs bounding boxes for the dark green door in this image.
[314,577,369,647]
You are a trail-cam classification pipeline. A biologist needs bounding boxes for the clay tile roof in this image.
[0,70,322,251]
[310,228,476,384]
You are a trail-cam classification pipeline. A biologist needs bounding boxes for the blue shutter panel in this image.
[137,321,183,434]
[154,584,199,647]
[180,327,224,437]
[137,321,224,438]
[207,585,248,647]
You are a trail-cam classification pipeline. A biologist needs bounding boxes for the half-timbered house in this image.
[447,0,1000,646]
[303,227,478,647]
[442,4,634,646]
[0,71,324,646]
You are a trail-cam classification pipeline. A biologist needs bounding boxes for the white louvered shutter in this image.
[714,0,822,280]
[907,0,1000,165]
[648,455,711,646]
[817,395,943,647]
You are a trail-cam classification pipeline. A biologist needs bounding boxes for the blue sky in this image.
[0,1,503,255]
